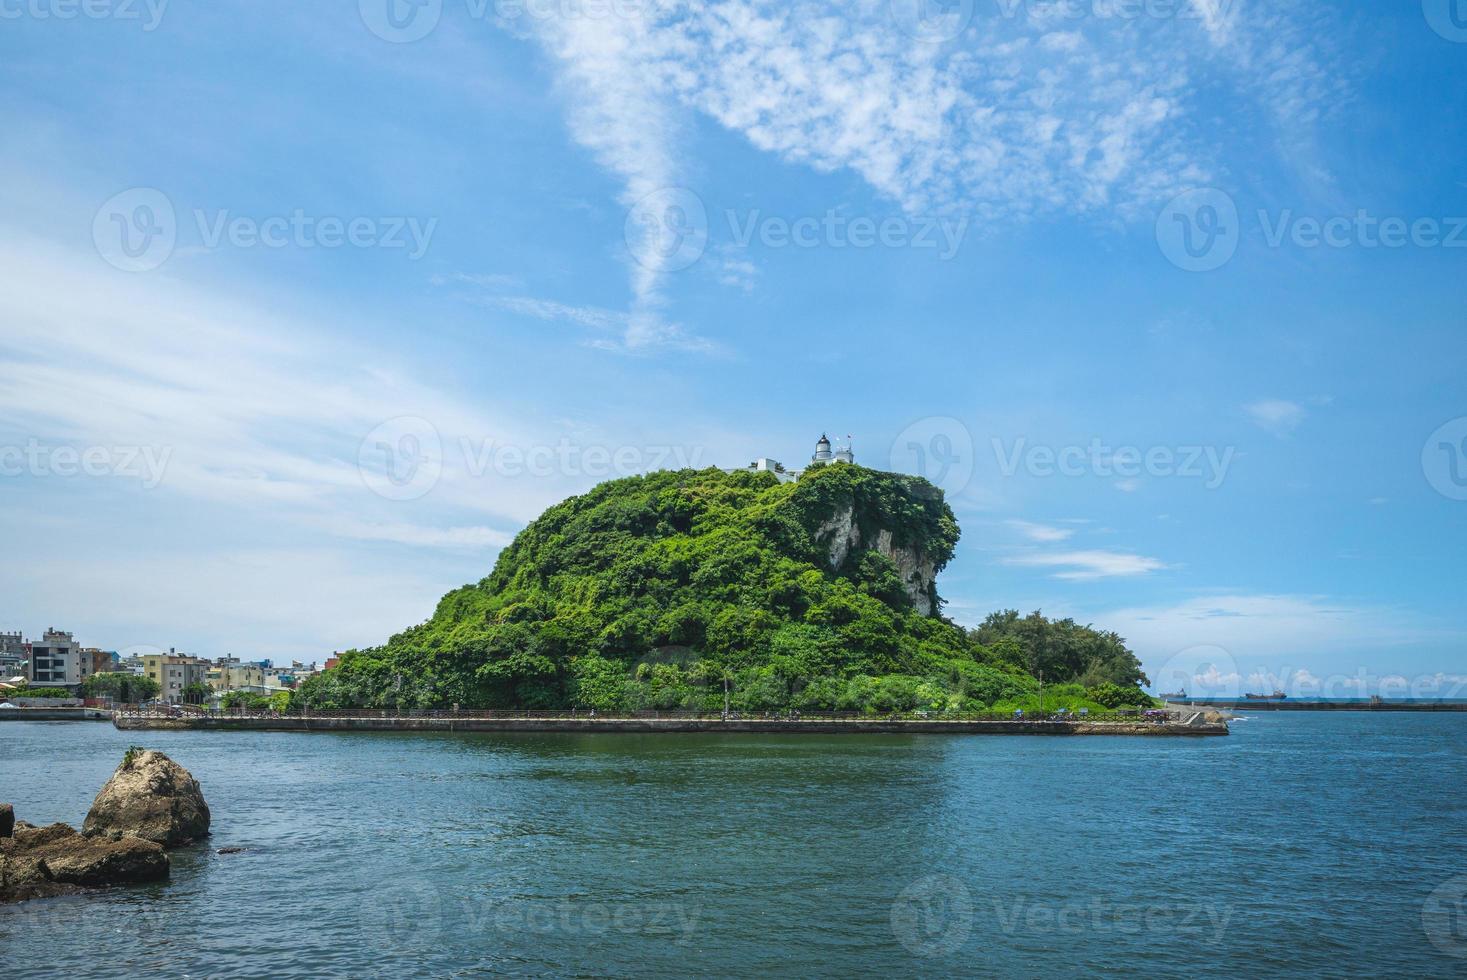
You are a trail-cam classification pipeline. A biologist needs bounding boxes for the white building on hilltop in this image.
[730,433,855,483]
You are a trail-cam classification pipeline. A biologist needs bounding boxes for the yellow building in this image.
[207,662,269,695]
[142,653,209,703]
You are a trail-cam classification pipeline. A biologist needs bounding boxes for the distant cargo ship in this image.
[1244,690,1288,700]
[1160,691,1187,699]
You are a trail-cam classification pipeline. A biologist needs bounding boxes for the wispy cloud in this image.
[518,2,1345,219]
[1244,398,1306,436]
[520,9,686,348]
[508,2,1347,351]
[0,233,579,539]
[1007,519,1074,543]
[1004,549,1167,580]
[457,287,720,354]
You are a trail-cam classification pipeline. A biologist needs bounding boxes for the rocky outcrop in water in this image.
[84,749,211,846]
[1,818,168,903]
[2,749,209,904]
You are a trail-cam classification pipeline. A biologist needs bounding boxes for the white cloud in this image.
[1244,398,1306,435]
[1006,519,1073,542]
[1107,593,1461,666]
[0,233,653,541]
[713,246,759,292]
[436,277,718,354]
[1004,549,1166,580]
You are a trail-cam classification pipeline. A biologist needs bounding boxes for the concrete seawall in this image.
[113,714,1228,736]
[0,707,110,722]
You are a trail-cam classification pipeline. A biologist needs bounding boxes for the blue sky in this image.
[1,0,1464,695]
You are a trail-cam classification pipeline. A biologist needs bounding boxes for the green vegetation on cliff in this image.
[302,464,1151,713]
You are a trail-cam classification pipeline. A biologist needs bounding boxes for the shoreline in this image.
[111,712,1229,737]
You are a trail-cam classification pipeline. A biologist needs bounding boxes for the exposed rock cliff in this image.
[812,504,940,615]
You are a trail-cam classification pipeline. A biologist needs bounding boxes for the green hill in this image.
[302,463,1152,713]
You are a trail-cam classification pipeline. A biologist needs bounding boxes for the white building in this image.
[28,628,88,689]
[729,433,855,483]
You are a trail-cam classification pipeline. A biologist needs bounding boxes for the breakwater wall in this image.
[113,713,1228,736]
[0,707,111,722]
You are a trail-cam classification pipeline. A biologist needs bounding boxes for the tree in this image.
[180,682,212,705]
[83,672,161,704]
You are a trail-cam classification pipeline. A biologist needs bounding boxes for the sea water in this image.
[2,713,1465,977]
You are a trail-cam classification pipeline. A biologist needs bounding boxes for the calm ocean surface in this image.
[3,713,1466,978]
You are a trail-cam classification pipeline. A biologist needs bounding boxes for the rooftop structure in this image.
[729,433,855,483]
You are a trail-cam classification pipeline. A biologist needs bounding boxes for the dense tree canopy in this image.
[82,672,161,703]
[301,464,1150,713]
